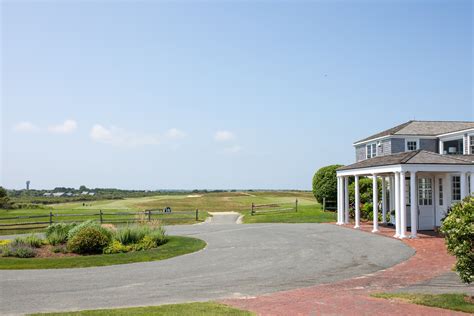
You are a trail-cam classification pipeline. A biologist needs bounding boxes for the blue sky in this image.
[1,0,472,190]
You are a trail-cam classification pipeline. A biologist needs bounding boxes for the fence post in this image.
[251,203,255,216]
[295,199,298,212]
[49,211,53,225]
[195,209,199,221]
[99,210,103,224]
[323,198,326,212]
[148,210,151,222]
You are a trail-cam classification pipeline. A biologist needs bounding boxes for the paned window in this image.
[451,176,461,201]
[418,178,432,206]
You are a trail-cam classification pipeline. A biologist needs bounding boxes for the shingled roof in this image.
[338,150,474,171]
[355,120,474,144]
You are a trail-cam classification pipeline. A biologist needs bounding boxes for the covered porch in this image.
[336,151,474,238]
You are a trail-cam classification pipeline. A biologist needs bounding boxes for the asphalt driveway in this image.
[0,220,414,315]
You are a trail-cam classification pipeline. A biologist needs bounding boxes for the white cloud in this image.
[48,120,77,134]
[90,124,162,147]
[165,128,187,140]
[13,121,39,133]
[214,130,235,142]
[224,145,242,153]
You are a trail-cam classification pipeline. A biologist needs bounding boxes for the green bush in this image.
[348,178,382,208]
[440,196,474,284]
[46,223,76,245]
[13,234,44,248]
[103,240,131,254]
[68,220,112,241]
[312,165,343,203]
[67,226,112,254]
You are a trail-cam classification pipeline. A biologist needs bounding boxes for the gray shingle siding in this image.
[355,145,366,162]
[391,138,405,154]
[381,139,391,155]
[419,139,438,153]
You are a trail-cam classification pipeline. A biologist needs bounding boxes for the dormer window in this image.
[405,139,419,151]
[366,143,377,159]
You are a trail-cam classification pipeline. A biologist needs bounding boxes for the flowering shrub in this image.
[440,196,474,284]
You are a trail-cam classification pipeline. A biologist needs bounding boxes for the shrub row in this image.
[1,220,168,258]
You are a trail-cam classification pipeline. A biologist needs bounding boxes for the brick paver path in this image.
[222,223,470,315]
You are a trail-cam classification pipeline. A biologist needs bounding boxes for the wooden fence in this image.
[322,198,337,212]
[250,199,298,216]
[0,209,200,231]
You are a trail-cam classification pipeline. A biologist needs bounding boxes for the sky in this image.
[1,0,473,190]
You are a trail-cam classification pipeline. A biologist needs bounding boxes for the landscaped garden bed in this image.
[0,220,206,269]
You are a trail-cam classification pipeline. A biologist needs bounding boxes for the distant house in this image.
[52,192,65,197]
[43,192,52,197]
[81,191,89,195]
[336,120,474,238]
[88,192,95,196]
[65,192,73,197]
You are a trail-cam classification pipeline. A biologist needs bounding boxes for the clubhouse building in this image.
[336,120,474,238]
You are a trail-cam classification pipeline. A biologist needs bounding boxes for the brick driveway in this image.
[222,223,470,315]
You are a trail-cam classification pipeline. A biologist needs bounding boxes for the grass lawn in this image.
[372,293,474,314]
[242,204,336,224]
[29,302,254,316]
[0,236,206,269]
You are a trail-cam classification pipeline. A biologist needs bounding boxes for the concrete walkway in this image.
[223,223,473,315]
[0,219,413,315]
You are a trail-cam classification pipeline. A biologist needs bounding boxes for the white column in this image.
[394,172,401,238]
[372,174,379,233]
[354,175,360,229]
[460,172,468,199]
[389,176,395,212]
[439,140,444,154]
[344,177,350,224]
[400,171,407,239]
[337,176,343,225]
[381,177,387,224]
[410,171,417,238]
[470,173,474,195]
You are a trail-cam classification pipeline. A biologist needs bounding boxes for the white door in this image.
[418,177,435,230]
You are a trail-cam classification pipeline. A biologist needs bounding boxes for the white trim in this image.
[439,134,465,142]
[337,163,474,177]
[436,127,474,138]
[468,133,474,155]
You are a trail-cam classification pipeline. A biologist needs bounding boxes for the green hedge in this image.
[312,165,343,203]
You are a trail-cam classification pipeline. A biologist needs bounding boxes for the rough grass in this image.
[372,293,474,313]
[0,236,205,269]
[28,302,254,316]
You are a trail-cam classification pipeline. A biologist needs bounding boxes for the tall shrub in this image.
[440,196,474,284]
[312,165,343,203]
